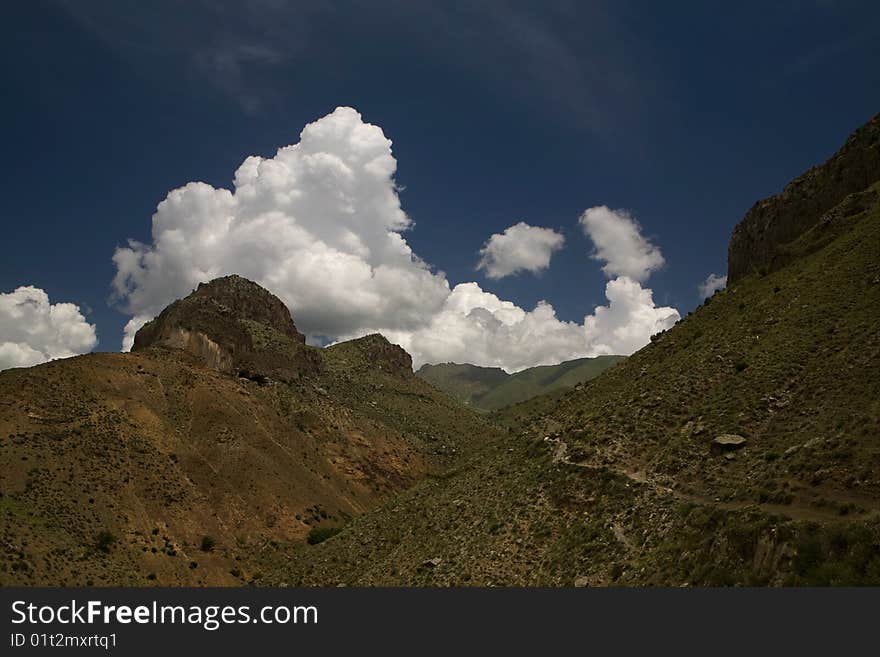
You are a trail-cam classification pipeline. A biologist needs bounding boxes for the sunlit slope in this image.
[270,184,880,586]
[0,305,497,587]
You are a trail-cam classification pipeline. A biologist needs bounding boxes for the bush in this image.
[95,530,116,553]
[200,535,216,552]
[307,526,342,545]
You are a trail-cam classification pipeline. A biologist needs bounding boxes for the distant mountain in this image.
[413,363,509,407]
[416,356,626,411]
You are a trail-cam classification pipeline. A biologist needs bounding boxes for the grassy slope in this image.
[477,356,626,411]
[267,184,880,586]
[416,356,625,411]
[414,363,509,406]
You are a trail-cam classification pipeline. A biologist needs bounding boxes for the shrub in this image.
[307,526,342,545]
[200,535,216,552]
[95,530,116,553]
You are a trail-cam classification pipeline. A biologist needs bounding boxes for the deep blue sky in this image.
[2,0,879,351]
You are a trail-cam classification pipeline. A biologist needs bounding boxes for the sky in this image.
[1,0,879,371]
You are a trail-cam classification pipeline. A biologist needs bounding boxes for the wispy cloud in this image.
[55,0,648,131]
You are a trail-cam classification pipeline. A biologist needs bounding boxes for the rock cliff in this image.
[728,112,879,282]
[132,275,321,382]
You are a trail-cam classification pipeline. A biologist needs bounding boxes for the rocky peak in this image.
[326,333,413,376]
[132,275,321,382]
[357,334,413,373]
[728,112,880,283]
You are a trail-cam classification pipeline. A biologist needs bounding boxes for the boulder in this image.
[712,434,747,453]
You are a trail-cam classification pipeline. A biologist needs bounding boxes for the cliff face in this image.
[728,112,880,282]
[132,275,321,382]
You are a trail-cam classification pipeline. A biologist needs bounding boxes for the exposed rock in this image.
[712,434,747,452]
[728,112,880,282]
[422,557,443,568]
[132,275,321,382]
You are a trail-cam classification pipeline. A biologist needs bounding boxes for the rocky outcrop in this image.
[728,112,880,282]
[353,334,413,374]
[132,275,321,382]
[325,333,413,377]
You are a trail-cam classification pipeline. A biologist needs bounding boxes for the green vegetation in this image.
[95,531,116,553]
[415,363,508,406]
[306,527,342,545]
[262,181,880,587]
[200,535,216,552]
[3,128,878,587]
[417,355,626,411]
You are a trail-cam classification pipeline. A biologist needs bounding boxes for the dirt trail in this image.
[543,436,867,523]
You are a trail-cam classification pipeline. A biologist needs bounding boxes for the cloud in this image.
[579,205,665,282]
[113,106,450,350]
[58,2,645,133]
[375,278,678,372]
[583,277,679,354]
[0,286,97,371]
[477,222,565,279]
[112,106,679,371]
[698,273,727,299]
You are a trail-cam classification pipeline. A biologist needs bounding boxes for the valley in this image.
[1,113,879,588]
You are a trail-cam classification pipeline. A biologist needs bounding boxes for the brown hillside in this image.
[0,281,496,586]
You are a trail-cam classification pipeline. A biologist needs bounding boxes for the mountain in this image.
[728,112,879,282]
[0,276,498,586]
[265,114,880,587]
[416,356,626,411]
[4,114,879,589]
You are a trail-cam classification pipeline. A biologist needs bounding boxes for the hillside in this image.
[416,356,625,411]
[265,143,880,586]
[414,363,508,407]
[4,117,879,589]
[0,278,497,586]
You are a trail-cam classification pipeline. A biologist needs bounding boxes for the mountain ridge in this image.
[416,355,626,411]
[728,111,880,282]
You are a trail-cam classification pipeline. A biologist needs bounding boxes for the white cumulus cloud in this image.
[698,273,727,299]
[112,106,679,371]
[477,221,565,279]
[113,106,450,350]
[579,205,665,282]
[0,286,98,371]
[374,278,678,372]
